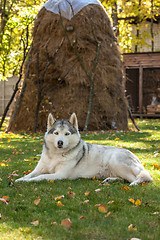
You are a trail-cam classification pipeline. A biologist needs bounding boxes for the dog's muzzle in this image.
[57,140,63,148]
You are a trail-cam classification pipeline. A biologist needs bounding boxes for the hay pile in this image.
[9,4,128,132]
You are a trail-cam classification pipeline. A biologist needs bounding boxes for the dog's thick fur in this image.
[16,113,153,185]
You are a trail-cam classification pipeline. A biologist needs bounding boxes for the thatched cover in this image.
[9,3,128,132]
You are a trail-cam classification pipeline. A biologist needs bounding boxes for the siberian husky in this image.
[16,113,153,185]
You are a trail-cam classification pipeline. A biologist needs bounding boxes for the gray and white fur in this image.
[16,113,153,186]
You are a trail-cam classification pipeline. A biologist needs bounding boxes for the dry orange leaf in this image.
[152,164,159,169]
[61,218,72,230]
[34,198,41,205]
[31,220,39,226]
[121,185,131,191]
[2,196,9,201]
[105,211,111,217]
[84,191,90,196]
[142,182,148,186]
[54,195,64,201]
[103,183,110,186]
[97,204,107,213]
[79,216,85,219]
[57,201,64,207]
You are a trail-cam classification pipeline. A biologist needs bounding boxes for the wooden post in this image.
[139,66,143,118]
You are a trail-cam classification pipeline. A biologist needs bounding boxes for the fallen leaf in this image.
[95,204,101,207]
[9,181,14,186]
[142,182,148,186]
[2,196,9,201]
[0,163,6,167]
[79,216,85,219]
[61,218,72,230]
[103,183,110,186]
[31,220,39,226]
[0,197,9,204]
[152,164,159,170]
[85,191,90,196]
[135,199,142,206]
[9,170,19,177]
[34,199,41,205]
[153,152,159,157]
[128,198,135,204]
[94,188,101,192]
[128,224,137,231]
[6,158,11,162]
[97,204,107,213]
[49,180,54,183]
[51,222,57,225]
[57,201,64,207]
[24,159,31,162]
[152,212,159,215]
[68,192,75,198]
[83,200,89,204]
[68,187,72,190]
[108,200,115,204]
[121,185,131,191]
[105,211,111,217]
[54,195,64,201]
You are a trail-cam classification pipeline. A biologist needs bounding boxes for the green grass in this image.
[0,119,160,240]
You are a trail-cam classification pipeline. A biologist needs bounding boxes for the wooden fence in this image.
[0,76,18,116]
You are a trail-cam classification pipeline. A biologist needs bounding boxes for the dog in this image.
[15,113,153,185]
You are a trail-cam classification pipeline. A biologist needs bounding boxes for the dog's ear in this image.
[69,113,78,130]
[47,113,56,130]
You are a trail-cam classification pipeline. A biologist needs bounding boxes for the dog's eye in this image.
[54,132,59,135]
[65,132,70,136]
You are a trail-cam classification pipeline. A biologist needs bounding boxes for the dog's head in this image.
[45,113,80,151]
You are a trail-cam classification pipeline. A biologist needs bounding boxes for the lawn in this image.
[0,119,160,240]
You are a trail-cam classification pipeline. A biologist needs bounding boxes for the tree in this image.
[101,0,160,53]
[0,0,44,80]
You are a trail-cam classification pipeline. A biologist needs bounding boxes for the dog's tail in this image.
[130,170,153,186]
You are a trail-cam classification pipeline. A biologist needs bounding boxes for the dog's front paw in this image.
[15,177,28,182]
[15,177,24,182]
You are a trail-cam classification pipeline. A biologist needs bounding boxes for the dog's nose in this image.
[57,140,63,148]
